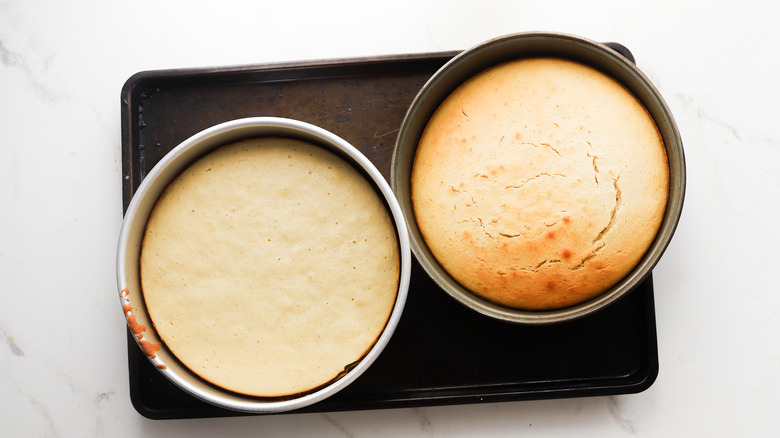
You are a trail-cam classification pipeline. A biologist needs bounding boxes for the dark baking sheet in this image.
[120,46,658,420]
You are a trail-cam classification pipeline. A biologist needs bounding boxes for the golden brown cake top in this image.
[411,57,668,310]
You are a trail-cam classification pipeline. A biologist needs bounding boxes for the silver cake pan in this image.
[117,117,411,413]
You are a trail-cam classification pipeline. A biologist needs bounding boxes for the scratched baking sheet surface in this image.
[120,51,658,419]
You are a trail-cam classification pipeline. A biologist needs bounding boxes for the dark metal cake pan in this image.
[391,32,686,324]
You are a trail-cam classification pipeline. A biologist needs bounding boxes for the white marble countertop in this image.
[2,1,779,436]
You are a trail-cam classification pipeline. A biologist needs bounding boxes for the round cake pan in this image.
[391,32,685,324]
[117,117,411,413]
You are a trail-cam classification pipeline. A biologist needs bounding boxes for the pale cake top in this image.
[411,57,668,310]
[140,137,399,397]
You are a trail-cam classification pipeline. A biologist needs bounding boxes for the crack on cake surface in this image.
[572,243,606,270]
[587,151,600,185]
[539,142,561,156]
[594,176,622,244]
[504,172,565,190]
[514,258,563,274]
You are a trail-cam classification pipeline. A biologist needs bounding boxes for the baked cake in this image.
[140,137,400,396]
[411,57,668,310]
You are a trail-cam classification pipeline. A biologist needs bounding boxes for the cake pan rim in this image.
[391,31,685,324]
[117,116,411,413]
